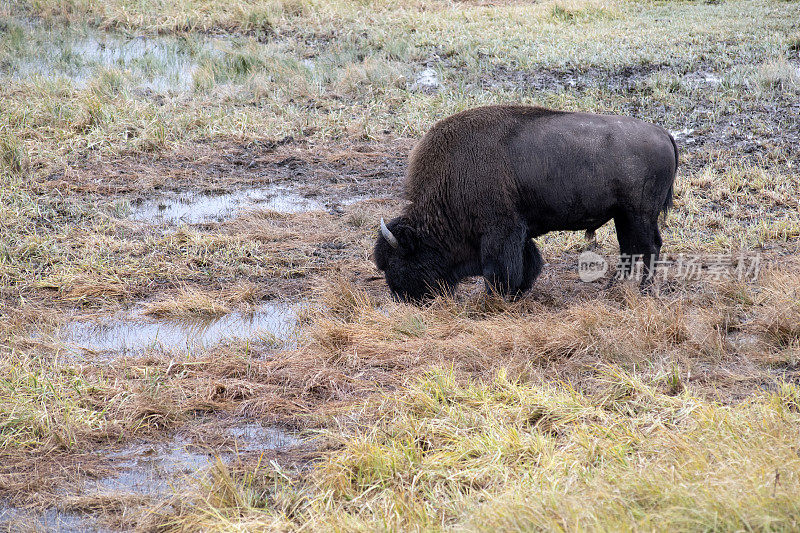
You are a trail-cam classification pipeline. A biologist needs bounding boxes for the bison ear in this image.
[393,223,419,256]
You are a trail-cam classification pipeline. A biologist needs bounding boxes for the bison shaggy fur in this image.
[374,105,678,302]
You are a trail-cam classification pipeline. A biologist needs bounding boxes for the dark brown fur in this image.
[375,105,677,301]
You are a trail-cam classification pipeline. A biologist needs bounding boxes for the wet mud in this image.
[480,61,800,169]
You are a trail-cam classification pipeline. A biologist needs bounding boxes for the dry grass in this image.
[757,58,800,91]
[141,285,267,319]
[33,268,785,438]
[233,269,799,413]
[135,282,272,340]
[2,0,800,529]
[161,368,800,531]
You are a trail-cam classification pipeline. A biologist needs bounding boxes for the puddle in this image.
[92,427,300,496]
[228,423,303,452]
[64,301,299,356]
[684,71,723,86]
[96,437,212,497]
[126,187,324,225]
[2,20,214,92]
[0,427,302,531]
[671,127,696,143]
[410,67,441,92]
[93,425,301,493]
[0,505,97,533]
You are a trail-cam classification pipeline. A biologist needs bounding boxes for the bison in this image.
[374,105,678,302]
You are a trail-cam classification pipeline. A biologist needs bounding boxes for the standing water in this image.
[2,18,224,92]
[64,301,300,357]
[126,187,324,225]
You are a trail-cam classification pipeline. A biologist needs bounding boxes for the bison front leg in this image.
[480,223,528,297]
[519,239,544,293]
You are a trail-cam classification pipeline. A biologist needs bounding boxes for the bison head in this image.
[373,216,453,302]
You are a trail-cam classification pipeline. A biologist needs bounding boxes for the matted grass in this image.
[163,368,800,531]
[1,0,799,529]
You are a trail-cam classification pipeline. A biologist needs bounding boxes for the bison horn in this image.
[380,218,399,249]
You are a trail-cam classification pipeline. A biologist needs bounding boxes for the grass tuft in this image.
[548,0,616,23]
[757,58,800,91]
[143,287,232,319]
[788,33,800,52]
[0,127,28,174]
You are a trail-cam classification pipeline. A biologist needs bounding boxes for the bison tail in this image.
[662,132,679,217]
[662,183,674,216]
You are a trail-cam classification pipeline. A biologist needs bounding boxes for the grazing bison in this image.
[374,105,678,302]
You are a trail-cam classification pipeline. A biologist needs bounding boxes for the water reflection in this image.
[127,187,323,225]
[64,302,299,356]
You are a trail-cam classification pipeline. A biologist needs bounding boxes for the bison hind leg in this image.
[584,227,601,250]
[614,213,662,288]
[519,239,543,294]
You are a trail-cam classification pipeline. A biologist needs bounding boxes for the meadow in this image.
[1,0,799,530]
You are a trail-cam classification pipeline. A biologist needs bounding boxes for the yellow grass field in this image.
[1,0,799,530]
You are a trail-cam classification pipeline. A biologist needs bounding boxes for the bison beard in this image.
[374,105,678,302]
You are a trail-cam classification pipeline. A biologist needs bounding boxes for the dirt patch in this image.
[9,138,411,305]
[483,62,670,94]
[41,137,409,199]
[481,62,800,171]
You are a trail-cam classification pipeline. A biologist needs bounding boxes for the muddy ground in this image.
[2,2,800,529]
[3,100,798,528]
